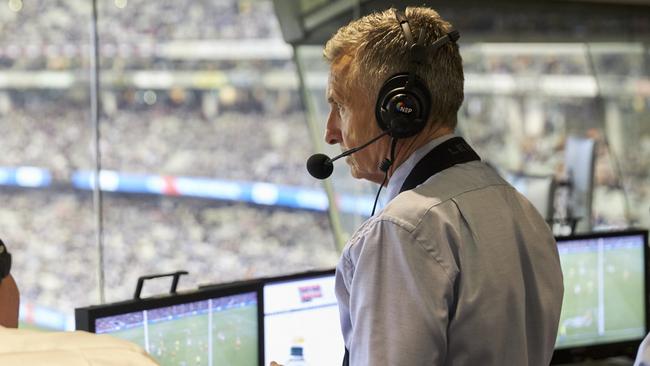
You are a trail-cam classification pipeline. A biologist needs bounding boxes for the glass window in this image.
[1,0,338,329]
[0,0,94,330]
[95,0,337,304]
[459,42,650,233]
[295,40,650,241]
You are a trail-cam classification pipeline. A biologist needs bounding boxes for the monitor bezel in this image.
[262,268,335,286]
[75,282,264,366]
[261,268,336,318]
[551,229,649,364]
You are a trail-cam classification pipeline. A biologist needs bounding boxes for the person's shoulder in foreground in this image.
[0,326,159,366]
[0,238,158,366]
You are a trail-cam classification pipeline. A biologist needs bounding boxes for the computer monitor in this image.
[76,284,262,366]
[564,136,596,232]
[263,269,344,366]
[552,229,649,363]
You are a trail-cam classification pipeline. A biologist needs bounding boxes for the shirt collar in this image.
[384,133,457,204]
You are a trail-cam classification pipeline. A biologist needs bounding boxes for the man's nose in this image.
[324,127,341,145]
[325,117,342,145]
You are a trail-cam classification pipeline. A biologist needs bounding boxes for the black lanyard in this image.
[342,137,479,366]
[399,136,480,193]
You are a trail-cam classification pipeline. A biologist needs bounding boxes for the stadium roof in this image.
[272,0,650,45]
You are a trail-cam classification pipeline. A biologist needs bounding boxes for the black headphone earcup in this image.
[375,73,431,139]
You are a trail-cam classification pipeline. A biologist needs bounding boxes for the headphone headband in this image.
[394,10,421,89]
[394,9,459,73]
[395,10,414,44]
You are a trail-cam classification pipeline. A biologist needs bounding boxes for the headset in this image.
[306,9,462,207]
[375,9,460,139]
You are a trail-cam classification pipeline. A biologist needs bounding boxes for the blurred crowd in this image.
[1,189,337,316]
[0,0,649,329]
[101,108,316,188]
[0,0,287,73]
[98,0,281,43]
[462,52,644,77]
[0,0,280,45]
[460,94,650,231]
[0,92,316,188]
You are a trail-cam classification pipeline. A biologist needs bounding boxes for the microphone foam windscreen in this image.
[306,153,334,179]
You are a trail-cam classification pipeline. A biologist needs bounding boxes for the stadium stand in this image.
[0,0,648,330]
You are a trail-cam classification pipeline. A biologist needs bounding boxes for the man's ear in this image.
[0,274,20,328]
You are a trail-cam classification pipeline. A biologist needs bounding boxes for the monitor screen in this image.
[264,271,344,366]
[555,231,647,350]
[81,289,260,366]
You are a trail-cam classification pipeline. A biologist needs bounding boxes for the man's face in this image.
[324,56,387,184]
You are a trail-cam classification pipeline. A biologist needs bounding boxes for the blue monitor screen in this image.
[555,233,646,349]
[95,292,258,366]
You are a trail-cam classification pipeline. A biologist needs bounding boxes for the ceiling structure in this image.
[272,0,650,45]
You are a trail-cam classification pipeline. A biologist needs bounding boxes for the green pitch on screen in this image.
[109,305,258,366]
[556,244,644,348]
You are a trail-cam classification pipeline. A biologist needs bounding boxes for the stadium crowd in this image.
[0,189,337,317]
[463,52,643,77]
[0,0,280,45]
[459,94,650,230]
[102,109,317,188]
[0,0,648,331]
[0,93,317,188]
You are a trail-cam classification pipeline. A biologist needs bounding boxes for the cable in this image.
[371,138,398,216]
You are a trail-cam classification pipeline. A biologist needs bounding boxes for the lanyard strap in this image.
[399,137,480,194]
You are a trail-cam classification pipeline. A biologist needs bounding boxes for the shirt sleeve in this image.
[343,218,455,366]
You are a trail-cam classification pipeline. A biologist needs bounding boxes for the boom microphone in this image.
[306,130,391,180]
[306,153,334,180]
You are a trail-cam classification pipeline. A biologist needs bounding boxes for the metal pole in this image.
[585,43,633,227]
[292,47,346,253]
[89,0,105,304]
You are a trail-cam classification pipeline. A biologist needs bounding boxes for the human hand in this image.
[270,362,284,366]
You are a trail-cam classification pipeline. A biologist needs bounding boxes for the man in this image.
[0,239,159,366]
[322,7,564,365]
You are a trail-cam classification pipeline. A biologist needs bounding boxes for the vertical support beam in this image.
[292,47,346,253]
[89,0,105,304]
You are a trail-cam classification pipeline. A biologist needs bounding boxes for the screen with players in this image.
[264,272,344,366]
[555,232,646,349]
[94,292,259,366]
